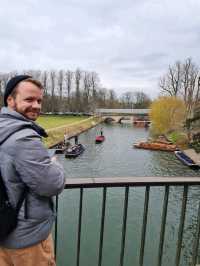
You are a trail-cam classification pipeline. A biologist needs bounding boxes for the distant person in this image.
[64,131,70,146]
[74,135,78,145]
[64,132,68,143]
[0,75,65,266]
[144,121,149,129]
[100,128,103,136]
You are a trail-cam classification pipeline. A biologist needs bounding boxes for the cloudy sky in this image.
[1,0,200,98]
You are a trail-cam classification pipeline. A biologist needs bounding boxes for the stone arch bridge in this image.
[95,108,150,124]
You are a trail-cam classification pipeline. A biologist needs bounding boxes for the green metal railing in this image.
[54,177,200,266]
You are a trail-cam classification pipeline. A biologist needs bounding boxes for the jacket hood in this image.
[0,107,47,144]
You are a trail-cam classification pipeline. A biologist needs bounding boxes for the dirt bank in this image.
[44,116,103,148]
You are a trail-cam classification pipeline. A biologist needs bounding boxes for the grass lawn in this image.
[37,115,89,130]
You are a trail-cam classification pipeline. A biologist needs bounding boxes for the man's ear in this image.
[7,95,15,108]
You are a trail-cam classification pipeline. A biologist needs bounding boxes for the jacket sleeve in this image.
[14,135,66,197]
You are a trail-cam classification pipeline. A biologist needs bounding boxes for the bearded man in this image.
[0,75,65,266]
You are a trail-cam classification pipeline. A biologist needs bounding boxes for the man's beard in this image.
[13,102,40,120]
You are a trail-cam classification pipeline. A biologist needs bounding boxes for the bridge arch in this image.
[104,117,115,123]
[118,117,125,123]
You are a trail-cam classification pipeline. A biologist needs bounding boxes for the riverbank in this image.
[43,116,103,148]
[166,130,200,153]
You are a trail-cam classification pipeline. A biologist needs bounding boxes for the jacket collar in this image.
[0,107,48,138]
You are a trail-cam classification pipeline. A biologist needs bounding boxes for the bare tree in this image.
[196,77,200,107]
[159,61,181,96]
[23,69,41,80]
[108,89,118,108]
[58,70,64,102]
[74,68,82,112]
[96,88,107,108]
[0,68,137,112]
[91,72,99,98]
[159,57,199,118]
[40,71,50,112]
[41,71,48,96]
[83,72,91,110]
[181,58,198,118]
[64,70,73,111]
[134,91,151,108]
[121,91,135,108]
[50,70,56,112]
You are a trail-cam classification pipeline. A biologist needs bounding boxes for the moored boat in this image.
[174,151,200,168]
[65,144,85,158]
[95,135,105,143]
[55,146,66,154]
[133,142,177,152]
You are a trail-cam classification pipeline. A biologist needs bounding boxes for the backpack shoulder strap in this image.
[0,131,20,146]
[0,124,29,218]
[0,170,9,202]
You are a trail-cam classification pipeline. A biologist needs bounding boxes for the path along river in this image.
[56,123,200,266]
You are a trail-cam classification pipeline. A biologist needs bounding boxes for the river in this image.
[56,123,200,266]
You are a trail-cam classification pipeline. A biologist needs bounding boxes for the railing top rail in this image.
[65,176,200,189]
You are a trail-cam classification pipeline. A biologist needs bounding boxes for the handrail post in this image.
[139,185,150,266]
[175,185,188,266]
[119,186,129,266]
[76,188,83,266]
[98,187,107,266]
[157,185,169,266]
[192,198,200,266]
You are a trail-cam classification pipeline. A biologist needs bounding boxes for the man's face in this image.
[7,81,43,121]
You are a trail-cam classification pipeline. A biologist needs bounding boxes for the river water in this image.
[56,124,200,266]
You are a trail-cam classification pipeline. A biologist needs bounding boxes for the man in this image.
[0,75,65,266]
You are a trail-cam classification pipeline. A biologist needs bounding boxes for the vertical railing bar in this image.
[139,185,150,266]
[119,186,130,266]
[98,187,107,266]
[157,185,170,266]
[76,188,83,266]
[54,195,59,260]
[175,185,188,266]
[191,194,200,266]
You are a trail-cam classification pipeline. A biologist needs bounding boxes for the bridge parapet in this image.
[96,108,150,115]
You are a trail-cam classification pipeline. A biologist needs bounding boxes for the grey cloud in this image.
[139,53,167,63]
[0,0,200,97]
[111,53,167,64]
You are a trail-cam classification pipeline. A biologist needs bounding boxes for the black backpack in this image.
[0,175,27,241]
[0,129,28,241]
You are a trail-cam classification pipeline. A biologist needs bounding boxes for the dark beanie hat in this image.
[4,75,32,106]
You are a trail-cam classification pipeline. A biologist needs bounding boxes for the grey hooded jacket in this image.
[0,107,65,249]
